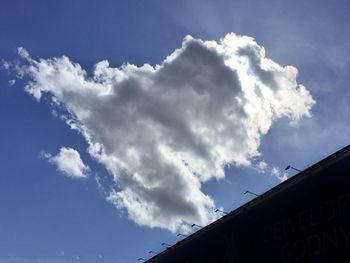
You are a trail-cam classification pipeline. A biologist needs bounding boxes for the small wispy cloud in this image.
[253,160,288,182]
[271,166,289,182]
[42,147,90,179]
[254,160,268,173]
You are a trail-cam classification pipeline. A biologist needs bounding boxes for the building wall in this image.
[148,146,350,263]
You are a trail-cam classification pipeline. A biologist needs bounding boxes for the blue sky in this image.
[1,0,350,262]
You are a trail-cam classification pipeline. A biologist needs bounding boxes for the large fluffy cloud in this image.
[8,33,314,231]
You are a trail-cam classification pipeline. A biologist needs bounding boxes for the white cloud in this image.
[255,160,268,173]
[271,166,289,182]
[44,147,90,179]
[7,33,314,232]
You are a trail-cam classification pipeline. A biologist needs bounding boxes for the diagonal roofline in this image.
[146,144,350,262]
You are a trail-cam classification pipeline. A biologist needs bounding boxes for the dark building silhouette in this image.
[147,145,350,262]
